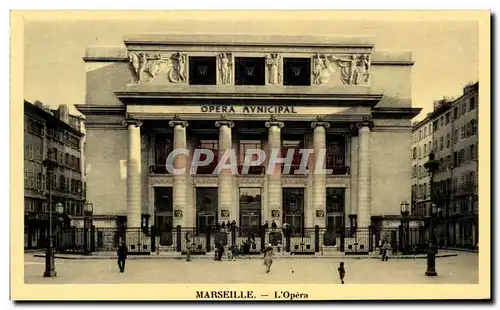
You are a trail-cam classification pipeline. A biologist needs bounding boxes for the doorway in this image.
[282,188,304,235]
[196,187,218,232]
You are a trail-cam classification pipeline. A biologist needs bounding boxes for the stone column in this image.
[357,122,372,228]
[311,121,330,227]
[265,120,284,226]
[169,119,189,227]
[349,134,359,226]
[215,120,234,223]
[124,119,143,229]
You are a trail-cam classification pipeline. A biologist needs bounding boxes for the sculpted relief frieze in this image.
[128,50,371,86]
[312,53,371,85]
[128,52,187,84]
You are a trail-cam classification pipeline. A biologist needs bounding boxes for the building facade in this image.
[414,82,478,249]
[411,115,433,218]
[24,100,85,249]
[76,34,420,252]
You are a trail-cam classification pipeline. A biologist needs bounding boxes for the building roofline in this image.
[123,33,376,48]
[24,100,84,137]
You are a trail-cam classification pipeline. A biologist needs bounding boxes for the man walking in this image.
[381,239,389,262]
[117,241,128,273]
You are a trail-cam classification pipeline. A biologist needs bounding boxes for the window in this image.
[440,117,444,127]
[238,137,264,174]
[446,133,451,148]
[469,96,476,111]
[28,144,34,160]
[428,142,432,154]
[433,140,437,152]
[418,130,422,140]
[412,147,417,159]
[423,144,427,155]
[417,146,421,158]
[461,126,466,139]
[153,134,173,174]
[59,175,66,191]
[283,58,311,86]
[439,136,444,150]
[433,120,439,131]
[36,173,42,190]
[470,119,477,135]
[194,134,219,174]
[282,134,306,174]
[462,102,467,114]
[188,56,217,85]
[470,144,476,161]
[453,106,459,120]
[424,127,427,137]
[235,57,265,85]
[453,129,458,144]
[418,165,422,178]
[41,173,46,191]
[445,112,451,125]
[429,124,432,135]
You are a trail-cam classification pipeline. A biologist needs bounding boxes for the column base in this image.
[43,270,57,277]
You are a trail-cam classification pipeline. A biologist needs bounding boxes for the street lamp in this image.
[400,200,410,254]
[83,201,94,255]
[42,152,58,277]
[424,152,440,277]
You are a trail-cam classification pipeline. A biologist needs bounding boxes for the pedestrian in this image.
[381,239,389,262]
[263,221,269,231]
[263,243,274,273]
[271,220,277,231]
[338,261,346,284]
[378,239,383,255]
[216,241,224,261]
[117,241,128,273]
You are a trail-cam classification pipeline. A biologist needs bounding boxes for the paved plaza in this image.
[24,252,478,284]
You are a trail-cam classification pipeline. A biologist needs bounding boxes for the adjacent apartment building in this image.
[411,114,433,217]
[411,82,478,249]
[24,100,85,249]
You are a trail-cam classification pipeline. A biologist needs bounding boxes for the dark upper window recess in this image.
[189,57,217,85]
[235,57,265,86]
[283,58,311,86]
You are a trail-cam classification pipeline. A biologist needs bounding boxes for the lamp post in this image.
[400,200,410,254]
[83,201,94,255]
[42,153,58,277]
[424,152,440,277]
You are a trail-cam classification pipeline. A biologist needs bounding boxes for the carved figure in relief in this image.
[169,52,187,83]
[218,53,232,84]
[266,53,282,84]
[128,52,169,83]
[332,54,371,85]
[312,54,336,85]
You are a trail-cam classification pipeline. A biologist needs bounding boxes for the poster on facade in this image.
[9,9,491,302]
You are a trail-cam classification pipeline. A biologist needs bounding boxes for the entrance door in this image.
[282,188,304,235]
[197,213,216,232]
[196,187,218,233]
[326,214,344,234]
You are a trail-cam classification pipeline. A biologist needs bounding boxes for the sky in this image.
[23,16,479,121]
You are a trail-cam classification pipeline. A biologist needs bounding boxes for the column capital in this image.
[311,121,331,129]
[356,116,374,129]
[169,120,189,128]
[215,120,234,128]
[265,121,285,128]
[122,118,142,128]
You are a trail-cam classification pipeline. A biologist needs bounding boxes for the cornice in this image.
[372,107,422,119]
[75,105,126,116]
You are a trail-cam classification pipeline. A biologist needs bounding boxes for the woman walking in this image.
[263,243,274,273]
